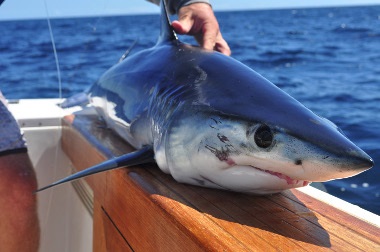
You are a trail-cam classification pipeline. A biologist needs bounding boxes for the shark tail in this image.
[59,91,89,108]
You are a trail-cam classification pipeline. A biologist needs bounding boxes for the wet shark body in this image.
[37,1,373,194]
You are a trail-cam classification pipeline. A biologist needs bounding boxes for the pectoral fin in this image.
[36,146,154,192]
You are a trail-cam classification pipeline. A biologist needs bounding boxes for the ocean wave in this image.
[331,25,378,39]
[333,94,363,103]
[244,56,304,67]
[332,26,372,33]
[0,45,10,52]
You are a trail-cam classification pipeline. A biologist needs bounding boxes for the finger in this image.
[201,23,218,51]
[214,33,231,56]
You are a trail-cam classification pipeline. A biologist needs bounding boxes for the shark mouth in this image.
[254,166,309,186]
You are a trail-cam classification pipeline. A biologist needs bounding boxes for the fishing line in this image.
[39,0,109,249]
[43,0,62,100]
[41,0,67,247]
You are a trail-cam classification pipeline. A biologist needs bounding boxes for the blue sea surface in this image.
[0,6,379,214]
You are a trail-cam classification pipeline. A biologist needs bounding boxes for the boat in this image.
[8,98,380,251]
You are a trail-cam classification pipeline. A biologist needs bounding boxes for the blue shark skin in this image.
[37,1,373,194]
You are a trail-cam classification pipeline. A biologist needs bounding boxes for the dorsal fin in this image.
[157,0,178,44]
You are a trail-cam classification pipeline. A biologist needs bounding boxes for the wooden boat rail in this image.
[61,112,380,252]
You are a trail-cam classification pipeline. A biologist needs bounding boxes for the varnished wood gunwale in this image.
[61,113,380,252]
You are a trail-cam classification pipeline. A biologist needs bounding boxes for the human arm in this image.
[0,94,39,252]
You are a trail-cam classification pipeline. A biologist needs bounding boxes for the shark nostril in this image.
[295,159,302,165]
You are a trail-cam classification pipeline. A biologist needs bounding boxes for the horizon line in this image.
[0,3,378,22]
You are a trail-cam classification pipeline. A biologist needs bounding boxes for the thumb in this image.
[172,19,193,35]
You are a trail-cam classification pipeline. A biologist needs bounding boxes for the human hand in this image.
[171,3,231,56]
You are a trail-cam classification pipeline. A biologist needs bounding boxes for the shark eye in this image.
[254,125,273,148]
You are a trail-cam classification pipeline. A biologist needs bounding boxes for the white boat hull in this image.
[9,99,93,252]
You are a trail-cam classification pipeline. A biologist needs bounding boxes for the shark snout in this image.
[342,148,374,171]
[278,128,374,182]
[305,142,374,182]
[329,132,374,172]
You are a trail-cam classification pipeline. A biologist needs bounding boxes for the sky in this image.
[0,0,379,20]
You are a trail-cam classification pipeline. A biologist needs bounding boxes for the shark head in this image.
[153,48,374,194]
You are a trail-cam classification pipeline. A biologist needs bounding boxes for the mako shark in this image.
[37,1,373,194]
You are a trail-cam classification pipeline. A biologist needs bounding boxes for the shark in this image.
[37,1,374,194]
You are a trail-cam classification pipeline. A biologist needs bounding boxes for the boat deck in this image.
[62,111,380,251]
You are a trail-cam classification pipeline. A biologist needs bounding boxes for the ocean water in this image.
[0,6,379,214]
